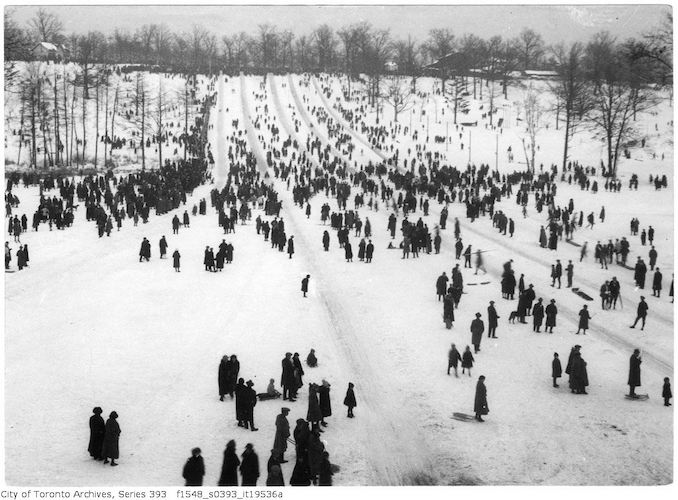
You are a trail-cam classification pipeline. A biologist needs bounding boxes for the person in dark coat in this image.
[318,451,334,486]
[569,351,589,394]
[287,236,295,259]
[281,352,296,401]
[102,411,121,466]
[244,380,258,431]
[88,407,105,460]
[663,377,672,406]
[365,240,374,263]
[532,298,544,332]
[289,455,312,486]
[322,231,330,251]
[576,305,591,335]
[461,346,474,376]
[443,291,455,329]
[172,250,181,271]
[218,355,229,401]
[628,349,642,397]
[306,383,322,431]
[358,238,366,261]
[307,429,325,485]
[474,375,488,422]
[436,272,449,301]
[293,418,310,461]
[447,343,462,376]
[273,408,291,461]
[159,236,168,259]
[292,353,304,399]
[344,241,353,262]
[235,378,247,427]
[630,296,649,330]
[227,355,239,397]
[240,443,260,486]
[266,464,285,486]
[301,275,310,298]
[306,349,318,367]
[343,382,356,417]
[183,448,205,486]
[318,380,332,427]
[652,268,663,297]
[545,299,557,333]
[487,301,499,338]
[218,440,240,486]
[552,353,562,388]
[470,313,484,353]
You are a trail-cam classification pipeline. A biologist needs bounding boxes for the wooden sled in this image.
[624,394,649,401]
[571,288,594,301]
[451,412,476,422]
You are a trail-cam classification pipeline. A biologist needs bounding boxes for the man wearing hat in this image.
[474,375,489,422]
[301,274,310,297]
[470,313,485,353]
[487,301,499,338]
[628,349,642,398]
[273,408,291,463]
[630,296,649,330]
[244,380,258,431]
[545,299,558,333]
[88,407,105,460]
[281,352,296,401]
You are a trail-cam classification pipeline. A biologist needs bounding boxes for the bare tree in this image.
[381,75,414,123]
[585,32,658,177]
[516,28,545,70]
[522,83,544,172]
[311,24,336,71]
[551,42,591,170]
[424,28,455,94]
[29,8,64,43]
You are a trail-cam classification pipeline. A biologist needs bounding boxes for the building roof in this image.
[34,42,59,51]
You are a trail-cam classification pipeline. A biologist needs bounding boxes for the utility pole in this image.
[468,129,472,164]
[446,122,449,151]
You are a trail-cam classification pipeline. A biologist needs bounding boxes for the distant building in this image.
[31,42,68,62]
[384,61,398,73]
[523,70,558,80]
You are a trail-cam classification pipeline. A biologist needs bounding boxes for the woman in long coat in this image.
[235,378,247,427]
[240,444,260,486]
[461,346,474,376]
[473,376,488,422]
[443,292,455,329]
[569,352,589,394]
[545,300,558,333]
[306,384,322,430]
[102,411,121,466]
[227,355,240,397]
[218,355,229,401]
[358,238,366,261]
[576,305,591,334]
[318,380,332,426]
[88,407,105,460]
[293,418,310,460]
[172,250,181,271]
[218,440,240,486]
[322,231,330,251]
[306,429,325,484]
[344,241,353,262]
[292,353,304,397]
[183,448,205,486]
[628,349,642,397]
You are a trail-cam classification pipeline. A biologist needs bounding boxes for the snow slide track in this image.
[236,79,444,485]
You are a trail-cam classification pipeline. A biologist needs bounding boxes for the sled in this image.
[451,412,476,422]
[571,288,594,301]
[624,394,649,401]
[465,281,491,286]
[565,240,582,247]
[5,270,16,273]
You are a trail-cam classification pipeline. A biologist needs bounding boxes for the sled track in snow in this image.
[238,76,444,485]
[300,78,673,374]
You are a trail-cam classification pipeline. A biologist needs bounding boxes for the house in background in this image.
[384,61,398,73]
[31,42,69,62]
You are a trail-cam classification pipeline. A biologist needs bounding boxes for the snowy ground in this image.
[3,73,674,486]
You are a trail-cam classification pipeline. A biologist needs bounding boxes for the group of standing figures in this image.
[87,408,121,466]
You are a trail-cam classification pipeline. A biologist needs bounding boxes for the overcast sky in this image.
[8,3,670,45]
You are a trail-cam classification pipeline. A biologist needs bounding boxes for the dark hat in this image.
[110,411,118,419]
[475,312,481,317]
[489,301,495,305]
[281,407,290,413]
[192,447,201,455]
[246,380,254,386]
[640,296,645,300]
[245,443,254,449]
[93,407,103,414]
[550,299,555,303]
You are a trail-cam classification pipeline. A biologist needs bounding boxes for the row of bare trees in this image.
[11,61,195,170]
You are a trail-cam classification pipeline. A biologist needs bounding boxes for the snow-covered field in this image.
[3,72,674,486]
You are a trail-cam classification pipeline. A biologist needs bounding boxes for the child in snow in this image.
[343,382,356,418]
[306,349,318,367]
[663,378,672,407]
